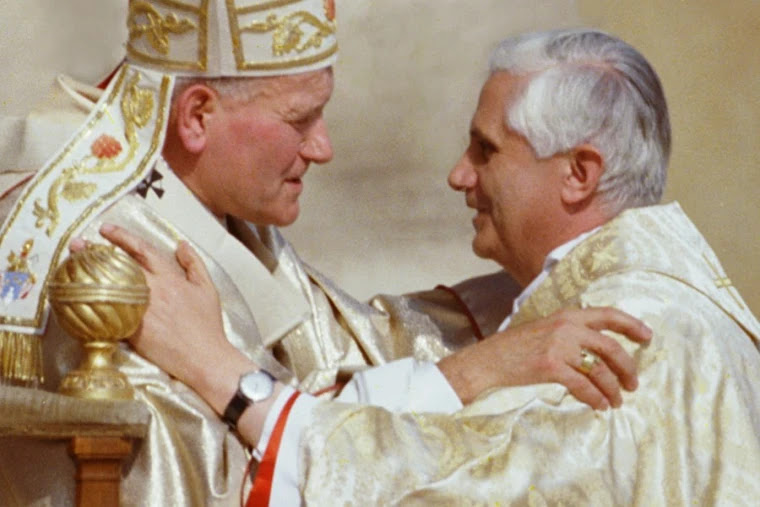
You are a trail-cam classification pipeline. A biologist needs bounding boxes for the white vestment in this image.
[281,203,760,505]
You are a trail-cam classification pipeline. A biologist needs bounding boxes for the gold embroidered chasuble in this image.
[0,158,486,505]
[298,202,760,505]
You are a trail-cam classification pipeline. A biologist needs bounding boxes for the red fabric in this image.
[0,174,34,200]
[96,61,123,90]
[312,382,343,397]
[247,391,302,506]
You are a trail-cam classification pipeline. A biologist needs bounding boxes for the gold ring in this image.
[579,349,600,375]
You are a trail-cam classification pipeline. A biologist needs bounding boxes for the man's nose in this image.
[301,117,333,164]
[448,154,477,191]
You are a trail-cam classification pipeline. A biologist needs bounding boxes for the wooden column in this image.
[69,436,133,507]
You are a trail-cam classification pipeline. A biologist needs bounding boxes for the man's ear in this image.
[560,144,604,205]
[172,84,220,154]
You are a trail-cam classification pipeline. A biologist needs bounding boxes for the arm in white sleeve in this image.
[336,357,462,413]
[253,357,463,504]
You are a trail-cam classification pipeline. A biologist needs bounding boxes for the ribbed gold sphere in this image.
[48,244,149,400]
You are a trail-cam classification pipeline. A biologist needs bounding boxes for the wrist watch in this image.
[222,369,276,431]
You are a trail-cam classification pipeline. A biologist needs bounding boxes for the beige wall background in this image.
[287,0,760,315]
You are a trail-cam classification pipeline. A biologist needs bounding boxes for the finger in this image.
[586,332,639,391]
[576,307,652,343]
[175,241,214,288]
[580,359,623,408]
[69,237,88,253]
[559,368,610,410]
[99,223,158,272]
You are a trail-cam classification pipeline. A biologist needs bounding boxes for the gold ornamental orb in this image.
[48,243,149,400]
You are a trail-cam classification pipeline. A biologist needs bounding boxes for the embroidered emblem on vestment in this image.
[0,240,36,304]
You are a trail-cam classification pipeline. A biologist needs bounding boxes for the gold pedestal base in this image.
[59,342,134,400]
[48,244,149,402]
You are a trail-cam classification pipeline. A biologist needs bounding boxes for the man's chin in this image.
[273,205,300,227]
[471,237,492,260]
[245,204,300,227]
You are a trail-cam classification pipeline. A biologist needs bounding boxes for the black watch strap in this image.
[222,391,249,430]
[222,369,276,431]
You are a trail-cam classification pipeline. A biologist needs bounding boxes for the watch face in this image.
[239,370,275,403]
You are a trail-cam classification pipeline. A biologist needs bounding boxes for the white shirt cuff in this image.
[336,357,463,413]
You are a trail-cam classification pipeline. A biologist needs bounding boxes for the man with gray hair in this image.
[106,28,760,503]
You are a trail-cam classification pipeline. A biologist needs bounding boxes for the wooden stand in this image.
[70,436,134,507]
[1,386,150,507]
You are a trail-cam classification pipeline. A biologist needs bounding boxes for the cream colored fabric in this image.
[0,76,95,182]
[298,202,760,504]
[369,270,519,360]
[0,160,484,506]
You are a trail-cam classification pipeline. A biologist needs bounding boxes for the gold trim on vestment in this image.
[0,68,171,329]
[0,331,43,384]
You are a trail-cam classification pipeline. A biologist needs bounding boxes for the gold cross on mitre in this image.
[703,253,745,310]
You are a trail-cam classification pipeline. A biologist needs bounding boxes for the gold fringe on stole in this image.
[0,331,43,386]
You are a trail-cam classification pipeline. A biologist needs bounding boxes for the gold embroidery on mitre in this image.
[33,72,155,236]
[227,0,337,71]
[235,0,301,14]
[241,11,334,56]
[127,0,208,71]
[129,1,197,55]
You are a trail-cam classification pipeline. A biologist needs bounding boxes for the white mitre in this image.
[126,0,337,76]
[0,0,338,385]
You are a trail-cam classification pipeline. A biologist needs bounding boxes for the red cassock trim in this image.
[247,391,302,506]
[96,61,124,90]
